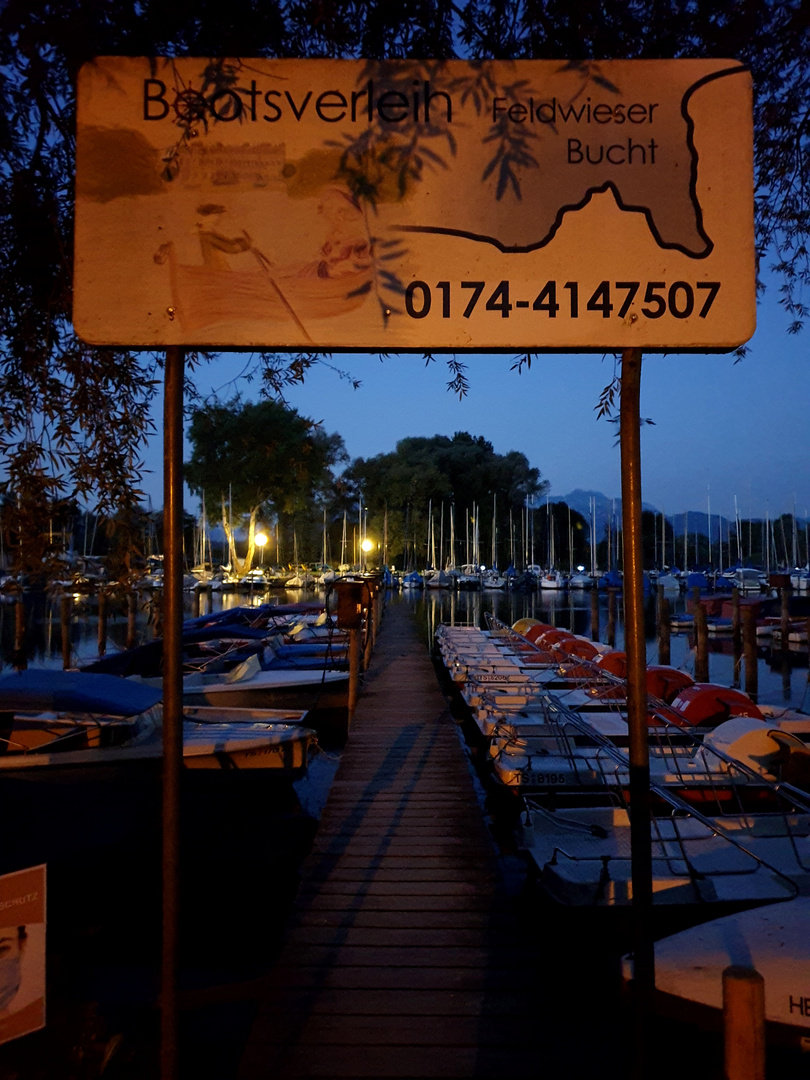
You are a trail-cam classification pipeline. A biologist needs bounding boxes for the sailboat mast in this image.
[491,493,497,570]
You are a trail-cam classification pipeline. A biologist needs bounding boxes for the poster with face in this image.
[0,865,46,1047]
[74,58,755,351]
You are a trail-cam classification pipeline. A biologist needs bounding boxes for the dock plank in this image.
[236,600,554,1079]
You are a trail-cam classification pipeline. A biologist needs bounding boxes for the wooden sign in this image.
[74,58,755,351]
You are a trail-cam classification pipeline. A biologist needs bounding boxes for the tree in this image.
[345,432,547,568]
[1,1,809,574]
[184,397,347,574]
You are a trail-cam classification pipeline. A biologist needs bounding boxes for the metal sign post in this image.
[619,347,654,1073]
[161,345,185,1080]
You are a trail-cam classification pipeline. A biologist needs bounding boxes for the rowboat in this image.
[0,669,316,777]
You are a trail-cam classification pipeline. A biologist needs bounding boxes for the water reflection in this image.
[1,585,808,712]
[401,587,810,712]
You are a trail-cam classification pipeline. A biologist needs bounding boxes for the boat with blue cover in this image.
[0,669,316,776]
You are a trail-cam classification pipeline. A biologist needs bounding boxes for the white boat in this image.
[455,564,482,590]
[143,651,350,710]
[726,567,766,594]
[622,897,810,1050]
[491,711,810,794]
[481,570,508,590]
[520,800,810,906]
[567,572,593,589]
[285,568,315,588]
[539,569,566,590]
[238,567,269,588]
[0,670,316,776]
[655,572,682,591]
[424,568,452,589]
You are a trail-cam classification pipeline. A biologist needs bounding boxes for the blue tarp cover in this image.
[0,669,162,716]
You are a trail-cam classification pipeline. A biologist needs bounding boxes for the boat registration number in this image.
[527,771,568,785]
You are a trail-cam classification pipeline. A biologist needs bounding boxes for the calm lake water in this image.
[1,583,807,711]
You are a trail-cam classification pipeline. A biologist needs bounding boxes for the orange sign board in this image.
[0,865,46,1046]
[73,58,755,350]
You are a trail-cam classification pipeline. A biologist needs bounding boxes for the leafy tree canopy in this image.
[345,431,547,567]
[185,396,346,572]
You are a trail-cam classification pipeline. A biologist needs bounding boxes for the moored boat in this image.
[622,896,810,1049]
[0,669,316,777]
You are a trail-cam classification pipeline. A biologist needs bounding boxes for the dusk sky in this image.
[142,274,808,525]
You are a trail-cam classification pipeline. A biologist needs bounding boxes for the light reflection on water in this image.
[0,587,328,674]
[400,586,810,712]
[1,585,808,711]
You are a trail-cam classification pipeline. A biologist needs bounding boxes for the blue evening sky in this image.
[141,280,809,524]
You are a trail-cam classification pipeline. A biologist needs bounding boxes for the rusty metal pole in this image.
[619,348,653,1076]
[162,346,185,1080]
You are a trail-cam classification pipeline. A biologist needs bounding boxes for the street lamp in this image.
[255,531,268,564]
[361,537,374,571]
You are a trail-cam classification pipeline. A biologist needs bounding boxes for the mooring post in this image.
[619,347,653,1079]
[126,591,138,651]
[13,597,26,671]
[607,588,617,648]
[590,586,600,641]
[363,585,374,671]
[656,584,670,665]
[348,628,360,720]
[723,966,765,1080]
[732,588,742,686]
[780,586,791,652]
[61,593,72,669]
[742,605,758,700]
[162,345,185,1080]
[97,587,108,657]
[694,594,709,683]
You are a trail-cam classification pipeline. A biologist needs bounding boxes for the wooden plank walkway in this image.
[236,599,615,1078]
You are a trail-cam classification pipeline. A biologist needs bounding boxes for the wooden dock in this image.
[235,597,624,1078]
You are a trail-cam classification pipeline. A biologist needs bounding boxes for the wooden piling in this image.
[656,585,670,665]
[606,588,616,648]
[731,588,742,687]
[362,588,374,671]
[742,606,758,700]
[97,588,108,657]
[780,587,791,653]
[152,592,164,639]
[61,593,72,669]
[348,628,360,721]
[590,586,599,641]
[14,598,26,671]
[126,591,138,650]
[723,966,765,1080]
[694,591,709,683]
